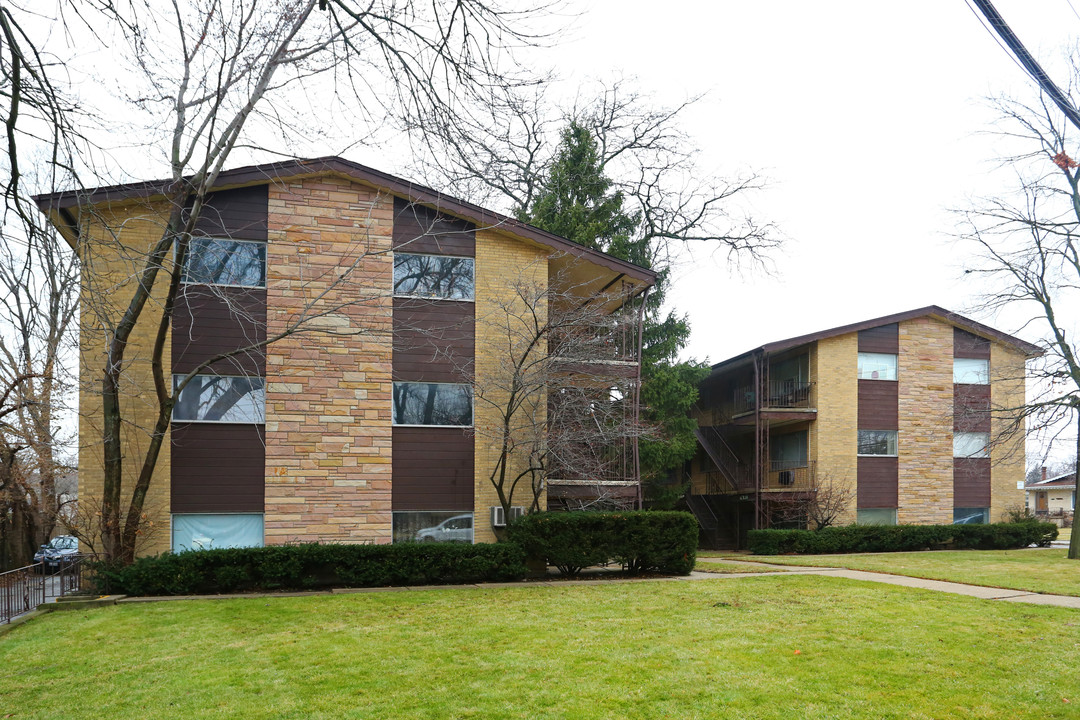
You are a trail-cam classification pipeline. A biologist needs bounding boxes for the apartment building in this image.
[688,307,1040,546]
[36,157,654,554]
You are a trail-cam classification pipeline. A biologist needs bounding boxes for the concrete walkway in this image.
[690,559,1080,608]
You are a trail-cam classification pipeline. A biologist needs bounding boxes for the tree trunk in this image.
[1069,410,1079,559]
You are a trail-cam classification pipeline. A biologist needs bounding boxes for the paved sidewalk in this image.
[690,560,1080,608]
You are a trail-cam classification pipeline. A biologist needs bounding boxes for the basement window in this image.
[392,382,473,427]
[856,508,897,526]
[172,513,264,552]
[393,253,474,300]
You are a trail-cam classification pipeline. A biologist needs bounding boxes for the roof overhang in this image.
[33,156,656,289]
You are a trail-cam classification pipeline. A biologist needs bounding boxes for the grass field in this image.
[709,548,1080,596]
[4,575,1079,719]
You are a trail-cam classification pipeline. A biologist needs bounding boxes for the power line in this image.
[967,0,1080,132]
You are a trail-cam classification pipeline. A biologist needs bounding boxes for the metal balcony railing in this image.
[765,461,816,491]
[733,381,816,415]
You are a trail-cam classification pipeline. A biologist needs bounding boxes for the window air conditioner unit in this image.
[491,506,506,528]
[778,470,794,486]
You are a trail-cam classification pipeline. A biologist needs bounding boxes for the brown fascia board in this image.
[32,156,656,286]
[708,305,1043,376]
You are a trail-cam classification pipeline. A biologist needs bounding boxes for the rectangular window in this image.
[182,237,267,288]
[856,508,897,525]
[954,431,989,458]
[173,374,265,423]
[857,352,897,380]
[954,358,989,385]
[858,430,898,456]
[171,513,264,552]
[392,382,472,426]
[953,507,989,525]
[393,253,474,300]
[392,511,474,544]
[769,431,808,470]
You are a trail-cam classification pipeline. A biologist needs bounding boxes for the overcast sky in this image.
[547,1,1079,363]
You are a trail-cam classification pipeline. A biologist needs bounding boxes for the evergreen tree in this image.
[521,121,707,498]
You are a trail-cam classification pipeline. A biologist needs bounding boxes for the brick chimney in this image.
[1042,466,1048,483]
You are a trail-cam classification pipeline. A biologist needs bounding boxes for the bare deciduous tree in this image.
[468,258,650,522]
[959,84,1080,559]
[768,472,854,531]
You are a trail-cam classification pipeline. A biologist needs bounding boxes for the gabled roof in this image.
[1026,471,1077,490]
[33,156,656,286]
[710,305,1043,373]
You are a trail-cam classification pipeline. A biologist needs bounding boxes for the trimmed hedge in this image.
[747,522,1058,555]
[92,542,528,596]
[506,510,698,576]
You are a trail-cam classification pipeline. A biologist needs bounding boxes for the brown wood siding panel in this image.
[954,328,991,359]
[858,379,898,430]
[171,423,265,512]
[392,427,474,511]
[858,323,899,353]
[954,384,991,432]
[192,185,268,241]
[858,456,898,508]
[954,458,991,507]
[392,298,474,382]
[393,196,475,256]
[173,286,267,376]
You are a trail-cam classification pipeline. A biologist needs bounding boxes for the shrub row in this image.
[747,522,1058,555]
[506,510,698,576]
[93,542,528,596]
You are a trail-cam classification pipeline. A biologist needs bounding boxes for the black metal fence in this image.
[1,555,90,624]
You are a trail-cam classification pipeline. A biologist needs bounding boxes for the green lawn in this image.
[4,576,1080,719]
[721,549,1080,597]
[694,559,786,574]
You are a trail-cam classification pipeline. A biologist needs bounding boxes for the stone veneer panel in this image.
[990,342,1028,521]
[472,229,549,542]
[264,176,394,544]
[897,317,954,524]
[80,202,174,556]
[812,335,858,525]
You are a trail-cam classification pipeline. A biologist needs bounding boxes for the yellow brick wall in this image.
[78,201,174,556]
[897,317,954,524]
[263,177,395,544]
[812,335,858,524]
[990,343,1028,521]
[472,230,549,542]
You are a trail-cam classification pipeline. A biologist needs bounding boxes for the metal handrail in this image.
[1,555,90,624]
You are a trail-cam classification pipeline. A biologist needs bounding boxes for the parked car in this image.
[415,514,473,543]
[34,535,79,569]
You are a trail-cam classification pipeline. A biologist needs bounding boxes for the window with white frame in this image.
[858,430,898,456]
[393,253,474,300]
[392,382,472,426]
[857,352,897,380]
[173,374,265,423]
[953,357,989,384]
[182,237,267,288]
[953,431,989,458]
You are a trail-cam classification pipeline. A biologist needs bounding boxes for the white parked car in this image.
[415,514,473,543]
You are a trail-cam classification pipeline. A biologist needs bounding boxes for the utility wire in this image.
[968,0,1080,132]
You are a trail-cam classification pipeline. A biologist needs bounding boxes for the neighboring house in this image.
[35,157,654,555]
[688,307,1040,546]
[1026,470,1076,520]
